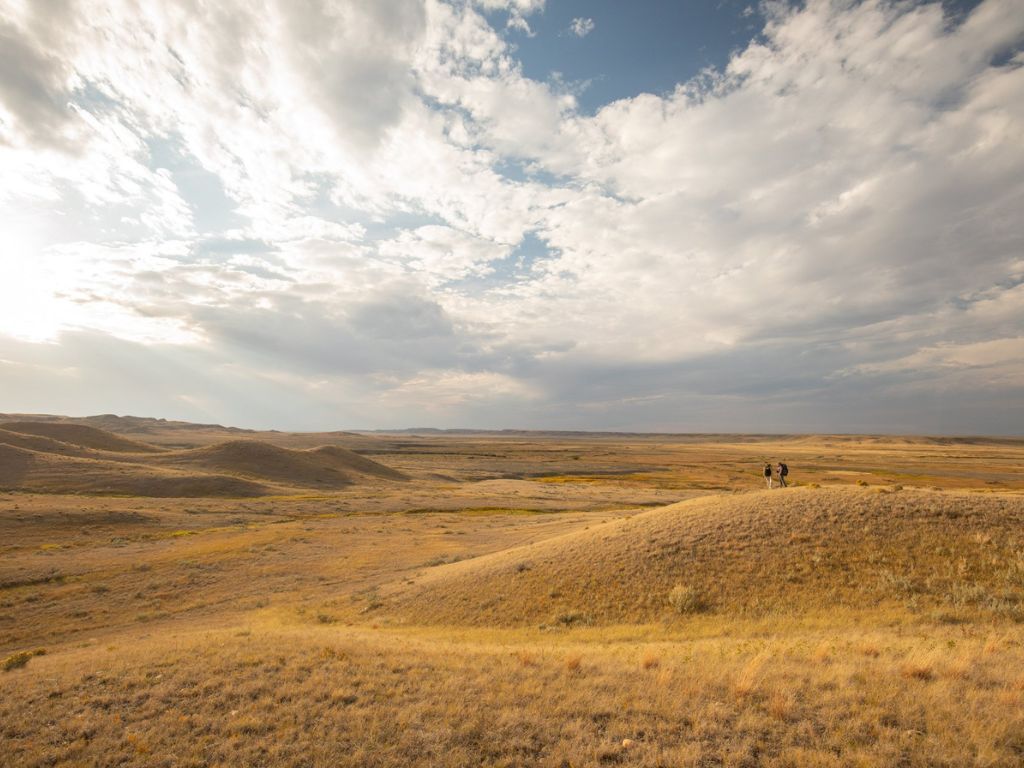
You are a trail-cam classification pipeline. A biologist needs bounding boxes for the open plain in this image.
[5,1,1021,765]
[2,416,1024,767]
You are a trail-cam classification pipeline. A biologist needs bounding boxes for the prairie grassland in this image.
[3,618,1024,767]
[0,493,618,652]
[359,433,1024,492]
[2,432,1024,767]
[382,488,1024,627]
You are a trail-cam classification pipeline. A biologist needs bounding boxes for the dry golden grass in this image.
[157,440,408,488]
[2,426,1024,766]
[0,427,407,497]
[0,427,116,458]
[0,421,165,453]
[382,487,1024,626]
[0,442,271,497]
[0,491,612,652]
[3,621,1024,767]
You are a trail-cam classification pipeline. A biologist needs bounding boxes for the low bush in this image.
[554,611,591,627]
[3,648,43,672]
[667,584,710,614]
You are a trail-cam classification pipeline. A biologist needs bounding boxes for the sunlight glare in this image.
[0,218,62,342]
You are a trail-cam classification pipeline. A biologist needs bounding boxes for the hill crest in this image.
[0,442,267,497]
[158,439,407,488]
[0,422,163,453]
[381,487,1024,626]
[0,427,405,496]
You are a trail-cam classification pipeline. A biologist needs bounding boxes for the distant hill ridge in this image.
[0,428,107,459]
[159,439,407,488]
[0,423,405,496]
[2,414,1018,444]
[0,422,165,453]
[0,442,267,497]
[0,413,253,435]
[364,428,1024,445]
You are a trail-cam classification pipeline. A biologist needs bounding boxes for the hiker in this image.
[777,461,789,488]
[763,462,773,488]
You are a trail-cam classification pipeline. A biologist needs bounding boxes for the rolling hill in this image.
[0,413,372,450]
[0,421,165,453]
[0,425,406,496]
[157,440,407,488]
[0,428,107,459]
[382,487,1024,626]
[0,443,268,497]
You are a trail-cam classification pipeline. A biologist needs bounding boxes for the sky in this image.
[0,0,1022,434]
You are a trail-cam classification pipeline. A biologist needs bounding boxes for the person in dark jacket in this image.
[763,462,773,488]
[777,462,789,488]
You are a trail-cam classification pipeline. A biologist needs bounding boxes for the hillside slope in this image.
[0,443,266,497]
[0,422,405,495]
[158,440,407,488]
[0,428,105,458]
[382,487,1024,626]
[0,422,164,453]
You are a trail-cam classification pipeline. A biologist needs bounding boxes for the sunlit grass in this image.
[2,434,1024,766]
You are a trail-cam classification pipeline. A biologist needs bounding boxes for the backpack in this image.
[780,463,789,476]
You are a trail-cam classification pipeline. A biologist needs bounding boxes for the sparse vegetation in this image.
[2,428,1023,766]
[2,648,43,672]
[2,651,32,671]
[4,627,1024,765]
[554,611,591,627]
[421,553,464,567]
[667,584,710,614]
[383,488,1024,626]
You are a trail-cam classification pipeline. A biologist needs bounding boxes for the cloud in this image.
[377,225,513,285]
[474,0,545,13]
[0,18,75,149]
[841,337,1024,386]
[506,14,534,36]
[479,0,1024,362]
[569,17,595,38]
[0,0,1022,432]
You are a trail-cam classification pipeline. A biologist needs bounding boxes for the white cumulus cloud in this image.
[0,0,1021,432]
[569,17,595,38]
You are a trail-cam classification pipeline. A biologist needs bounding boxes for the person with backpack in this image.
[777,461,789,487]
[763,462,773,488]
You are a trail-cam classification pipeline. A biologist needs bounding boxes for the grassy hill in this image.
[3,432,1024,768]
[0,443,268,497]
[0,428,109,459]
[383,487,1024,626]
[0,421,166,453]
[157,440,407,488]
[0,425,406,496]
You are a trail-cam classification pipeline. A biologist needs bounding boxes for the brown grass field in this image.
[2,416,1024,766]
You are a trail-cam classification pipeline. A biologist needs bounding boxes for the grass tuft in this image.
[640,650,660,670]
[668,584,710,614]
[900,653,936,681]
[3,649,43,672]
[554,611,591,627]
